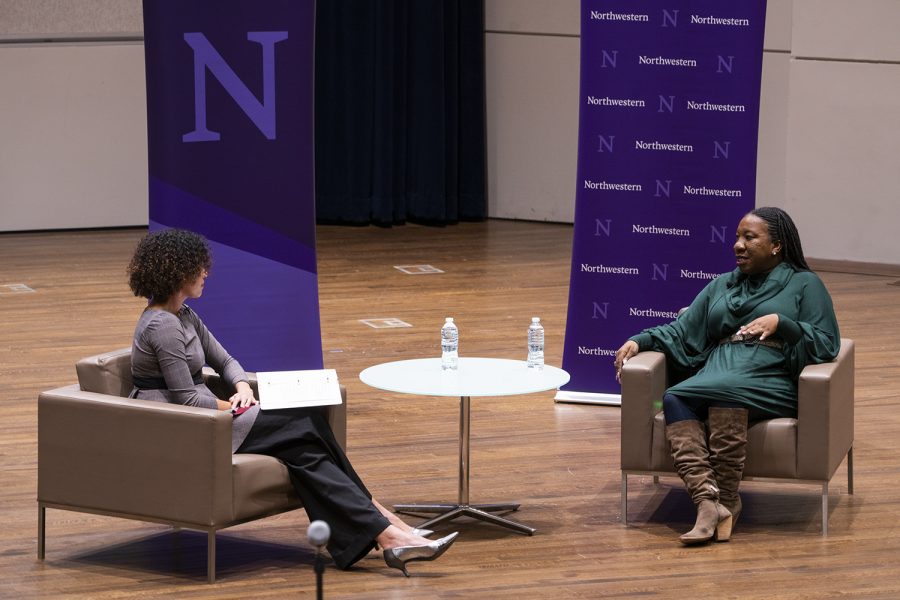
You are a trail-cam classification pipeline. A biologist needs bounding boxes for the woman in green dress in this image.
[614,207,840,545]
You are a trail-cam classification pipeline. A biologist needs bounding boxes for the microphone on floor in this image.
[307,520,330,600]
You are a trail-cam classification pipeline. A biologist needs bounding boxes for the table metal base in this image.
[393,502,535,535]
[393,395,536,536]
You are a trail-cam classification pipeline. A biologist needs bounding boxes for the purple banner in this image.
[558,1,766,404]
[143,0,322,371]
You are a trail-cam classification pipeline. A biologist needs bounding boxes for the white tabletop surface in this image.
[359,357,570,398]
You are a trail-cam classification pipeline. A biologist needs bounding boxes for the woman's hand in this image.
[614,340,639,382]
[738,314,780,340]
[229,381,258,409]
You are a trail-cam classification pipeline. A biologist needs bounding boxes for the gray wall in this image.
[2,0,898,265]
[0,0,146,230]
[486,0,900,264]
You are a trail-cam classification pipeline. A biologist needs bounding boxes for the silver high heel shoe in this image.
[383,532,459,577]
[371,528,434,554]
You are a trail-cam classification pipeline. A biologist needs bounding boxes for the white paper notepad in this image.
[256,369,342,410]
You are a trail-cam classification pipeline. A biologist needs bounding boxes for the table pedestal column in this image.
[393,396,535,535]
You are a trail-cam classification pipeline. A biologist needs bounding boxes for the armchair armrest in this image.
[203,369,349,449]
[620,351,668,471]
[38,385,233,527]
[797,338,855,480]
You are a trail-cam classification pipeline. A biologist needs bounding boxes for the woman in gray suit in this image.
[127,228,456,576]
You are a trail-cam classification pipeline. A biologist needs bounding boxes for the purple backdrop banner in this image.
[557,1,767,404]
[142,0,322,371]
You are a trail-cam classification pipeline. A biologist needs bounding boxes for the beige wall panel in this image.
[0,0,142,37]
[485,0,579,35]
[756,51,791,207]
[0,43,148,231]
[486,33,579,222]
[785,60,900,263]
[764,0,792,52]
[792,0,900,61]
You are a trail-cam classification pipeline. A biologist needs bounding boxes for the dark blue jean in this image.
[663,392,768,425]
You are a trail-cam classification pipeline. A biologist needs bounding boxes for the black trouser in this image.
[236,408,390,569]
[662,392,771,425]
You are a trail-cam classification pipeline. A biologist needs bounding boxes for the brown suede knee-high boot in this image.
[708,407,749,540]
[666,419,733,545]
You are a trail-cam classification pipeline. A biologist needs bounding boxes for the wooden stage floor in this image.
[2,220,899,599]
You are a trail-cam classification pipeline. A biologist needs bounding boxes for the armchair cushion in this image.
[231,454,300,521]
[76,348,133,396]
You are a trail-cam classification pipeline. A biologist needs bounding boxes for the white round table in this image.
[359,357,570,535]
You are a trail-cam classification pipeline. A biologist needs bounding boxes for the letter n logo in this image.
[601,50,618,69]
[661,9,679,27]
[597,135,615,153]
[717,55,734,74]
[651,263,668,281]
[592,302,609,320]
[658,95,675,113]
[183,31,289,143]
[594,218,612,237]
[710,225,727,244]
[713,141,731,159]
[655,180,671,198]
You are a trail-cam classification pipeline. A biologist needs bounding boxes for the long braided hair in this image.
[750,206,810,271]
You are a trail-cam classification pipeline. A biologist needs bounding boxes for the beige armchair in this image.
[620,338,854,535]
[38,347,347,582]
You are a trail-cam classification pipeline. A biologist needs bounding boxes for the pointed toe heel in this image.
[382,532,459,576]
[383,551,411,577]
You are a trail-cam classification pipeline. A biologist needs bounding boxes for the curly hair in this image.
[127,229,211,302]
[750,206,810,271]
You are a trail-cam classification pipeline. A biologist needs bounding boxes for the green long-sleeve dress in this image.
[629,262,840,418]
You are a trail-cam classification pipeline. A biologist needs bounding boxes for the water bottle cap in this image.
[532,317,540,323]
[445,317,454,323]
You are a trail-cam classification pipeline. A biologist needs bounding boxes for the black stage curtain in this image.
[314,0,486,226]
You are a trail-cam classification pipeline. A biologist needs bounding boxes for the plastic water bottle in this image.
[441,317,459,370]
[527,317,544,369]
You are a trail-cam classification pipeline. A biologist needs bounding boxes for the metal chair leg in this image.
[38,504,46,560]
[847,447,854,494]
[621,473,628,524]
[821,482,829,536]
[207,530,216,583]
